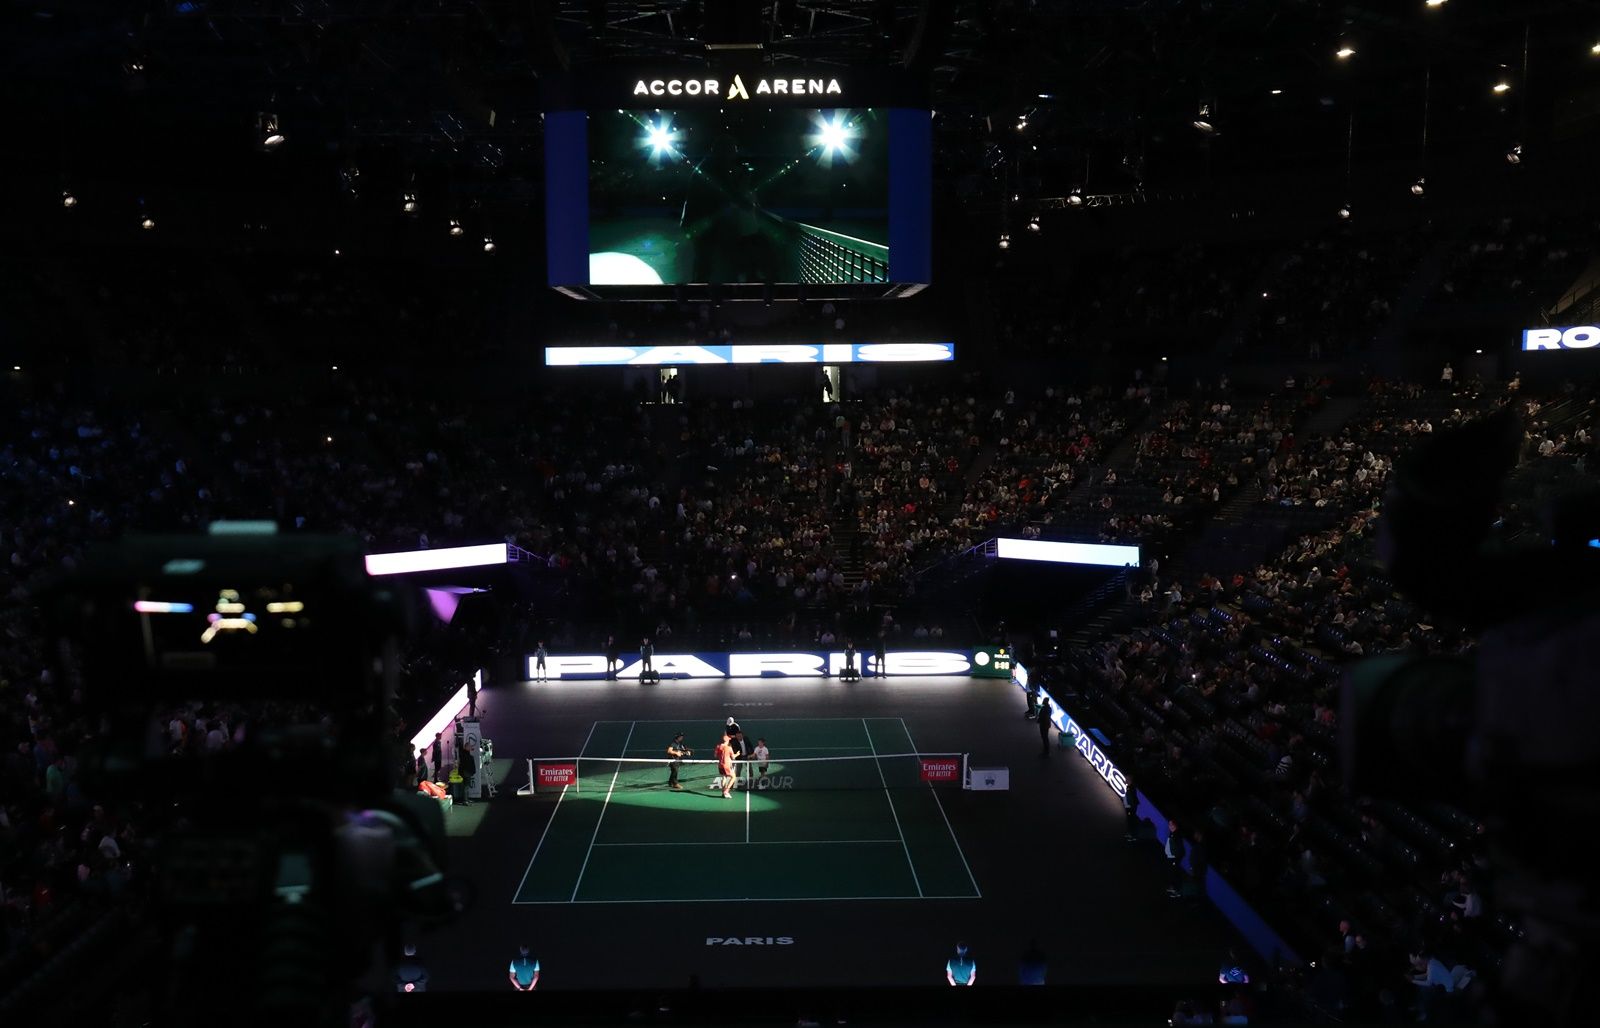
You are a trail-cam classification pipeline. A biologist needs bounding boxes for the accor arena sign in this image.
[632,73,842,101]
[1523,326,1600,351]
[526,650,982,681]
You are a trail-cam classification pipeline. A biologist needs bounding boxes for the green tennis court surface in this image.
[513,717,979,904]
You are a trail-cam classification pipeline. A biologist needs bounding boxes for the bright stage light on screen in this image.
[642,120,677,159]
[590,252,664,285]
[809,112,856,166]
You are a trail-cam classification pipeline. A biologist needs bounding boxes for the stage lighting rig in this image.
[448,218,464,237]
[61,190,77,208]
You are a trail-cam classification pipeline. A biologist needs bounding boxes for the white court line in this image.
[511,720,599,903]
[513,894,977,906]
[863,718,922,898]
[568,721,636,902]
[897,717,981,898]
[590,839,902,847]
[745,765,751,842]
[587,718,893,724]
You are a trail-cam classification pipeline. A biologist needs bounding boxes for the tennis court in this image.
[512,717,980,904]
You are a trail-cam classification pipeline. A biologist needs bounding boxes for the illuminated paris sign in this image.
[526,650,976,680]
[631,74,843,101]
[545,343,954,367]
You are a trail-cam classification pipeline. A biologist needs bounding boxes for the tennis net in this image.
[519,752,966,794]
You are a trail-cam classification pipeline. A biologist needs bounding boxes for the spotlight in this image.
[1192,102,1217,135]
[1338,204,1352,219]
[1475,349,1483,354]
[448,218,464,237]
[644,120,678,158]
[402,192,418,214]
[1592,42,1600,55]
[1425,0,1446,7]
[61,190,77,208]
[140,214,156,230]
[1336,46,1356,59]
[1410,177,1426,196]
[1492,81,1511,94]
[1027,215,1041,232]
[1270,88,1283,95]
[997,233,1010,250]
[259,112,285,150]
[1506,144,1522,165]
[1067,187,1084,207]
[483,236,496,253]
[818,115,851,153]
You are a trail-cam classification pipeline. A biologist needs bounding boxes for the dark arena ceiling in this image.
[5,0,1600,257]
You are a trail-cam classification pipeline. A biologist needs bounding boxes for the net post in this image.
[962,753,970,791]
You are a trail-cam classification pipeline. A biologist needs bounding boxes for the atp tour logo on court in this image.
[1523,326,1600,351]
[527,650,978,681]
[631,74,842,100]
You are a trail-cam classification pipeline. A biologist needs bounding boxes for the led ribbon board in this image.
[526,650,981,680]
[1522,326,1600,351]
[1014,661,1130,798]
[544,343,954,367]
[994,538,1141,568]
[365,543,510,576]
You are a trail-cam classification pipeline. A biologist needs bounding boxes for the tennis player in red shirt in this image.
[715,733,735,799]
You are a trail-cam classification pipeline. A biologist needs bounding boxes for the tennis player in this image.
[666,732,691,790]
[752,737,771,777]
[714,732,736,799]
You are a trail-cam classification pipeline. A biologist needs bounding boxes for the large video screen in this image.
[546,107,930,288]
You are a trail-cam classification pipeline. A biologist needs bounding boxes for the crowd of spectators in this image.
[1035,373,1595,1021]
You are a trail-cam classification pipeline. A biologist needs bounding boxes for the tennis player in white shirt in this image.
[752,738,771,777]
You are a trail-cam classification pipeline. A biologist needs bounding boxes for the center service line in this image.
[864,718,923,898]
[569,720,636,903]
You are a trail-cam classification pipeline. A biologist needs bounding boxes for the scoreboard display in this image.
[544,68,931,291]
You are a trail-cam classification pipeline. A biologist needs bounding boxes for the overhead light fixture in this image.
[1475,348,1483,354]
[1192,102,1216,135]
[448,218,464,237]
[1338,203,1352,219]
[140,214,155,230]
[1426,0,1447,7]
[997,233,1010,250]
[1410,177,1426,196]
[483,236,496,253]
[1270,88,1283,95]
[1506,144,1523,165]
[1493,81,1511,94]
[1016,120,1027,132]
[61,190,77,208]
[1336,46,1356,59]
[402,192,418,214]
[258,112,285,151]
[1592,41,1600,55]
[1067,187,1084,206]
[1027,215,1041,232]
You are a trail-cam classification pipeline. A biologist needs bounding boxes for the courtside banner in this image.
[536,763,578,787]
[544,343,954,367]
[919,757,961,782]
[526,649,988,680]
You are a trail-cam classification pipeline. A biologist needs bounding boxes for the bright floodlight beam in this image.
[646,121,676,157]
[820,116,851,154]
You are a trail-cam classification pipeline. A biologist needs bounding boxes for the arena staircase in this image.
[1176,394,1367,579]
[1364,231,1461,368]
